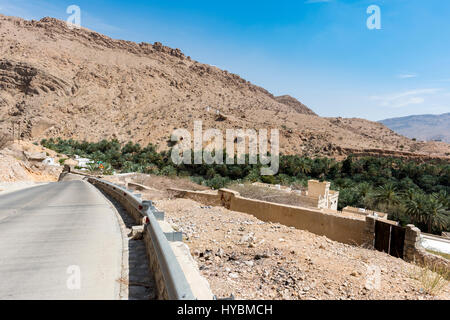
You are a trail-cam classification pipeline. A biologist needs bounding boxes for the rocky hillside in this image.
[380,113,450,144]
[0,14,449,160]
[0,141,62,182]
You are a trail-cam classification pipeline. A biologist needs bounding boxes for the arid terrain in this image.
[380,113,450,144]
[0,140,62,183]
[0,12,448,303]
[101,174,449,300]
[158,197,448,300]
[1,14,449,160]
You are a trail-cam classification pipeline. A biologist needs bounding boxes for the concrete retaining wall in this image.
[90,179,200,299]
[171,187,367,245]
[90,180,171,298]
[222,189,366,245]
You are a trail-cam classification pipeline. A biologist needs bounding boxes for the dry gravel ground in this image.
[154,198,449,300]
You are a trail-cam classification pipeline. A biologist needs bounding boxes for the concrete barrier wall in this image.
[90,179,193,299]
[90,180,169,298]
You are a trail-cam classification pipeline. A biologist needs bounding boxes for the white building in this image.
[74,155,92,168]
[42,157,59,166]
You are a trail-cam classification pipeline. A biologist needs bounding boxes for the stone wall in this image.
[225,190,366,245]
[250,180,339,210]
[404,224,450,276]
[362,215,376,248]
[164,186,450,274]
[169,188,222,206]
[342,206,388,219]
[173,187,367,245]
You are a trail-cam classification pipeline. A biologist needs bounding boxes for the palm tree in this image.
[434,190,449,209]
[352,160,364,174]
[426,195,449,233]
[374,184,400,210]
[402,188,418,201]
[355,182,373,208]
[404,193,428,227]
[356,182,372,198]
[101,163,114,175]
[405,194,449,233]
[294,158,311,176]
[86,162,98,173]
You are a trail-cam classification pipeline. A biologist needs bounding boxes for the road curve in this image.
[0,179,123,299]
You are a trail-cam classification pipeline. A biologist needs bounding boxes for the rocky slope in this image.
[380,113,450,144]
[156,198,449,300]
[0,141,62,182]
[0,14,449,160]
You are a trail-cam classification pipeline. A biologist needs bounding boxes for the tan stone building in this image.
[304,180,339,211]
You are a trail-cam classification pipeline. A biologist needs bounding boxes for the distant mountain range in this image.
[380,113,450,143]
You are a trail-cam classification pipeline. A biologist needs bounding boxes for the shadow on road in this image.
[97,188,157,300]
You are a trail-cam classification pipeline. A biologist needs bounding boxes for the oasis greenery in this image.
[41,138,450,235]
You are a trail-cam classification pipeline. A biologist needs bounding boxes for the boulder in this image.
[23,151,46,161]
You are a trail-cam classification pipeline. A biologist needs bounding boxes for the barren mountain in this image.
[380,113,450,144]
[0,14,449,160]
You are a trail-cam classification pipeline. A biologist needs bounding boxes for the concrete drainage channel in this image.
[88,177,214,300]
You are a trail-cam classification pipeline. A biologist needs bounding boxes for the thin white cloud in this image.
[371,88,441,108]
[397,73,417,79]
[83,13,122,33]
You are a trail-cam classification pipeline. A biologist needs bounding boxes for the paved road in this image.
[0,179,123,299]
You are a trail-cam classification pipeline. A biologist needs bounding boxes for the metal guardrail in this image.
[88,177,195,300]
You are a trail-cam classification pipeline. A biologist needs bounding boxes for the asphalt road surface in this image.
[0,179,123,299]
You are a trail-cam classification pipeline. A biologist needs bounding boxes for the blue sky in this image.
[1,0,449,120]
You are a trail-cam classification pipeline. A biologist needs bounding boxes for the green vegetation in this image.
[411,261,449,294]
[85,161,114,175]
[41,138,450,234]
[425,249,450,260]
